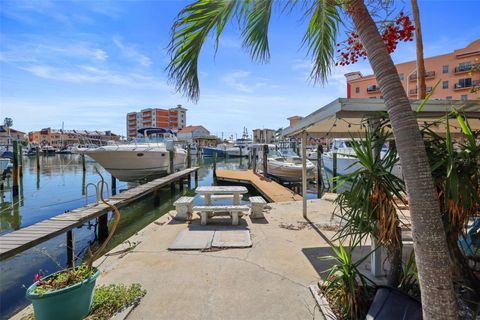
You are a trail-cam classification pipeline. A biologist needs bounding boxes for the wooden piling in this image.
[18,145,23,177]
[187,145,192,168]
[252,148,257,173]
[194,170,199,187]
[262,144,268,176]
[169,150,174,174]
[81,154,86,172]
[111,175,117,196]
[213,152,217,179]
[316,145,323,198]
[66,230,74,268]
[332,152,337,192]
[36,147,40,171]
[12,141,19,197]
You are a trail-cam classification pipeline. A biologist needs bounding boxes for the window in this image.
[446,96,452,100]
[399,73,404,80]
[369,96,377,99]
[355,87,360,93]
[442,81,449,89]
[367,84,378,92]
[458,61,472,71]
[461,95,468,101]
[457,78,472,88]
[442,65,449,74]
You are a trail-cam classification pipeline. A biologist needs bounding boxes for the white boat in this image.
[322,138,402,178]
[80,128,187,182]
[226,128,252,158]
[253,144,315,182]
[0,158,11,175]
[42,145,56,155]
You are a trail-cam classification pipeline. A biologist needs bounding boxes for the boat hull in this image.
[267,161,315,182]
[84,149,186,182]
[323,154,403,178]
[203,147,226,157]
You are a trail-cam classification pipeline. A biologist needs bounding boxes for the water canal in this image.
[0,154,320,318]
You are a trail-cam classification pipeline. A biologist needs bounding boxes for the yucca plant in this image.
[334,118,407,286]
[320,237,374,320]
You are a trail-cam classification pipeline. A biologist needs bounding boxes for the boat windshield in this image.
[133,133,171,143]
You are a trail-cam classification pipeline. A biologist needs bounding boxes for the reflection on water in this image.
[0,154,251,319]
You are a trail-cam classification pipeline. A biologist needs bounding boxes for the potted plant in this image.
[26,173,121,320]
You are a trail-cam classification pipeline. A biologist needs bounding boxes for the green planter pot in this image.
[26,268,101,320]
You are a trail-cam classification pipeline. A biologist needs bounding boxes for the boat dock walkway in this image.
[0,167,199,261]
[215,169,302,203]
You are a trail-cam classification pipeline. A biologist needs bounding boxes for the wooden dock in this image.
[215,170,302,203]
[0,167,199,261]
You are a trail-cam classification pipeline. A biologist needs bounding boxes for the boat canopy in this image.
[137,127,176,136]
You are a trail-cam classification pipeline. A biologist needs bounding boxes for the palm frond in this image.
[167,0,241,101]
[241,0,273,62]
[301,0,340,84]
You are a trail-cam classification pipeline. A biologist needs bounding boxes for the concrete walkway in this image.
[92,198,350,320]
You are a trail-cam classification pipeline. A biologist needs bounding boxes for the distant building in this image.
[177,125,210,141]
[252,128,276,144]
[126,105,187,138]
[28,128,120,148]
[346,39,480,100]
[0,126,26,145]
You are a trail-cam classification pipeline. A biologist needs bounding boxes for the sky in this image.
[1,0,479,138]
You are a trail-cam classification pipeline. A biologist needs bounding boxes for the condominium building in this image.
[252,128,276,144]
[126,105,187,138]
[0,126,26,145]
[345,39,479,100]
[28,128,120,148]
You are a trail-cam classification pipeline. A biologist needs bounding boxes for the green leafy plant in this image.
[398,250,420,299]
[320,238,374,320]
[334,118,407,286]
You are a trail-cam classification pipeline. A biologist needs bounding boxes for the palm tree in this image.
[411,0,426,99]
[167,1,458,318]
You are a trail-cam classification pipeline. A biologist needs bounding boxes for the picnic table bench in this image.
[195,186,248,205]
[193,205,250,225]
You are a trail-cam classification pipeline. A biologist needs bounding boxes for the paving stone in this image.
[168,229,214,250]
[212,230,252,248]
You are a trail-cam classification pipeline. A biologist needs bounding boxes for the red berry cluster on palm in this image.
[335,12,415,66]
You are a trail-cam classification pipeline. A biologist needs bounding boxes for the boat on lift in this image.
[252,144,315,182]
[80,127,187,182]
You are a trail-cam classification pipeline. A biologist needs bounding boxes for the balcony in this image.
[454,64,477,74]
[366,85,380,93]
[454,80,479,90]
[409,87,432,96]
[409,71,436,81]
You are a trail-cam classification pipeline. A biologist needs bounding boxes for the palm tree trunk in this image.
[348,1,458,319]
[411,0,426,99]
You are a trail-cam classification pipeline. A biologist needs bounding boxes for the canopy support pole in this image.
[301,131,307,219]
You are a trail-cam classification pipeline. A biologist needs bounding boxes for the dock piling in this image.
[332,152,337,192]
[19,145,23,177]
[213,153,217,180]
[36,147,40,172]
[66,230,74,268]
[82,154,86,172]
[252,148,257,173]
[169,150,174,174]
[194,170,199,187]
[12,141,19,198]
[111,176,117,196]
[187,145,192,168]
[262,144,268,176]
[98,214,109,242]
[316,144,323,198]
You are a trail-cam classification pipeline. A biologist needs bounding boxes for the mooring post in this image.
[111,175,117,196]
[316,144,323,198]
[66,230,74,268]
[81,154,86,172]
[98,214,108,242]
[36,147,40,172]
[213,152,217,180]
[187,145,192,168]
[252,148,257,173]
[154,190,160,206]
[194,169,199,188]
[18,145,23,177]
[262,144,268,177]
[169,150,174,174]
[332,152,337,192]
[12,141,19,198]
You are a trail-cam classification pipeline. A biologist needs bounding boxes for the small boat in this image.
[56,146,73,154]
[253,144,315,182]
[322,138,402,177]
[0,158,11,176]
[203,143,231,157]
[80,128,187,182]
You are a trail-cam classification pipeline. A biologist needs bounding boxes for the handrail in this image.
[85,183,99,205]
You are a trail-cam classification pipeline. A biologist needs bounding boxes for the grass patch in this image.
[22,283,146,320]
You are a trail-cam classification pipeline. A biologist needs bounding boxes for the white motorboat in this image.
[225,128,252,157]
[80,128,187,182]
[253,144,315,182]
[0,158,11,175]
[322,138,402,178]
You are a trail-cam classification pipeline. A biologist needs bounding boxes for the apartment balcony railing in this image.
[366,86,380,93]
[409,71,436,81]
[454,80,479,90]
[454,64,477,74]
[409,87,433,95]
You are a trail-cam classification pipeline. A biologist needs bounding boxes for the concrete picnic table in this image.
[195,186,248,205]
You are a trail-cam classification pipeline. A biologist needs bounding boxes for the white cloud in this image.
[113,36,152,67]
[221,71,280,93]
